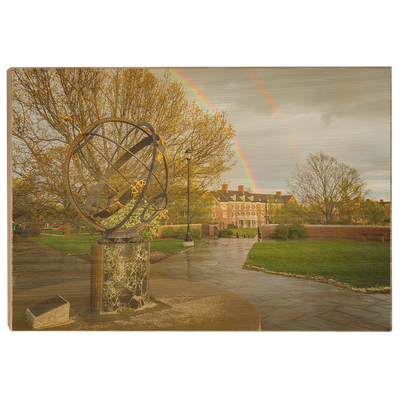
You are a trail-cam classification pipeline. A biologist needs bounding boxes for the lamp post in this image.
[184,148,194,246]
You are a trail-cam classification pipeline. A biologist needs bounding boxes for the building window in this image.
[232,204,236,210]
[233,212,236,217]
[212,212,216,218]
[222,204,226,209]
[243,204,247,210]
[223,212,226,218]
[238,204,242,210]
[212,203,216,208]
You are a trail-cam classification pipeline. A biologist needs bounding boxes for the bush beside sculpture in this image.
[162,227,176,238]
[164,227,202,240]
[220,229,234,238]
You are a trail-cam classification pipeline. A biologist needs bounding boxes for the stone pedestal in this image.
[183,241,194,247]
[90,241,150,314]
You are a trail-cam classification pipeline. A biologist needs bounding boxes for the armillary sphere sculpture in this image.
[64,117,169,242]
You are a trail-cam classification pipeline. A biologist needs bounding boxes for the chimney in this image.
[380,199,384,202]
[222,184,228,193]
[238,185,245,193]
[366,199,371,202]
[276,191,282,196]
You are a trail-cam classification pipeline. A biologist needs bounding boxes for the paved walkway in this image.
[151,238,391,331]
[11,237,391,331]
[10,238,260,331]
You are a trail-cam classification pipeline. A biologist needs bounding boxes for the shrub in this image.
[191,228,201,239]
[288,224,308,238]
[220,231,232,238]
[162,227,176,238]
[275,225,289,239]
[280,235,288,240]
[269,233,277,239]
[177,226,188,239]
[220,229,233,238]
[291,234,299,240]
[176,226,201,240]
[228,224,238,229]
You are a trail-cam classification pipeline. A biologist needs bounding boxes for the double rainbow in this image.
[170,68,261,192]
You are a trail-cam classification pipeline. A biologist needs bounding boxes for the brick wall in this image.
[208,224,219,236]
[261,224,390,242]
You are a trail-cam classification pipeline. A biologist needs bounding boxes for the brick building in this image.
[211,184,297,229]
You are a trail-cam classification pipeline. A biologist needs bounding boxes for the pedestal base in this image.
[183,241,194,247]
[90,241,150,314]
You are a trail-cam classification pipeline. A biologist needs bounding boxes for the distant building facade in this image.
[211,184,297,229]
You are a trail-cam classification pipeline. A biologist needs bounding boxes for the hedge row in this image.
[162,226,202,239]
[270,224,308,240]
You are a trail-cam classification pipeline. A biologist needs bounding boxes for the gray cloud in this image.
[153,67,391,200]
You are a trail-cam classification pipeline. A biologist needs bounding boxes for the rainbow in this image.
[170,68,261,193]
[249,68,307,165]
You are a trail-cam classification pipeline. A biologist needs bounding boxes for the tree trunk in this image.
[65,222,72,236]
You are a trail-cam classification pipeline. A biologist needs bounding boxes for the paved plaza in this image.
[150,238,391,331]
[10,237,391,331]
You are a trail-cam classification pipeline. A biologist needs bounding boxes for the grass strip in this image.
[33,235,205,254]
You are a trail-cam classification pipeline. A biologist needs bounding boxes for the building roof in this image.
[215,190,295,204]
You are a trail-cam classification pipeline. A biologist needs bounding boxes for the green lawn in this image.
[32,235,205,254]
[33,234,102,253]
[41,229,91,235]
[247,241,390,289]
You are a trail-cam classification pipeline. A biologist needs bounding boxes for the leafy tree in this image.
[286,151,369,224]
[11,68,236,226]
[384,203,391,223]
[165,186,214,224]
[268,202,305,224]
[356,200,386,225]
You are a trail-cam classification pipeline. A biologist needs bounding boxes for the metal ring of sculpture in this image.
[64,117,169,237]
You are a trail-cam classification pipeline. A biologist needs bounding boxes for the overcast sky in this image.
[153,67,391,201]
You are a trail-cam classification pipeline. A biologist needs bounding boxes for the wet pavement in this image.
[150,238,391,331]
[10,237,391,331]
[10,238,260,331]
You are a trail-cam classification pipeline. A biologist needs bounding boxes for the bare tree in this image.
[286,151,369,224]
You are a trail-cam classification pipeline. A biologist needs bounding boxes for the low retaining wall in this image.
[261,224,390,242]
[157,224,218,238]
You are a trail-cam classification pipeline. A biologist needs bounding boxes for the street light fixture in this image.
[184,148,193,246]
